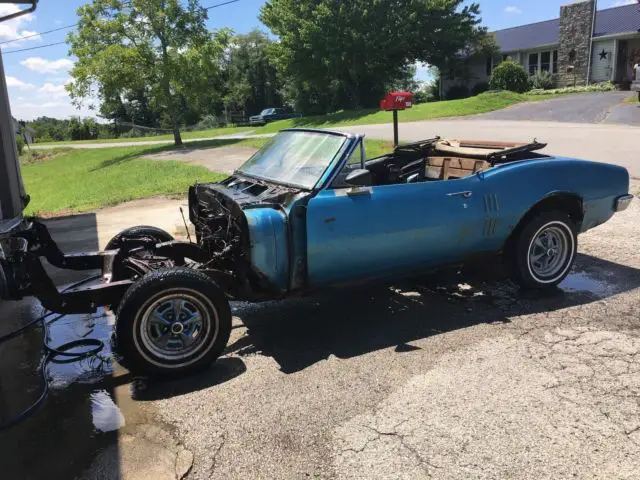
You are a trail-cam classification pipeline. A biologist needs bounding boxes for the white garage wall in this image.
[590,39,615,82]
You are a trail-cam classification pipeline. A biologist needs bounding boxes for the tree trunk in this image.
[172,118,182,146]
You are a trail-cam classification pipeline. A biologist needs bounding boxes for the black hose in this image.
[0,275,106,431]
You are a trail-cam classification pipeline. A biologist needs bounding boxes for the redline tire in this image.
[115,268,231,376]
[508,211,577,289]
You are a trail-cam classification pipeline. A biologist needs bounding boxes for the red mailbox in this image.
[380,91,414,111]
[380,91,413,146]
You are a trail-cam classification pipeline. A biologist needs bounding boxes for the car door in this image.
[306,150,487,287]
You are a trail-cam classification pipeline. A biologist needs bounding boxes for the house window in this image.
[552,50,558,74]
[541,51,551,72]
[529,53,539,75]
[486,56,492,76]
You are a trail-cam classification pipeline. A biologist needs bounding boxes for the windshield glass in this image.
[260,109,272,115]
[237,131,347,189]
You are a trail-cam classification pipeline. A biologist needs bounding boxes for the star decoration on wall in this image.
[599,49,608,60]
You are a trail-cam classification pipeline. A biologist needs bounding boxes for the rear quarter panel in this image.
[479,157,629,251]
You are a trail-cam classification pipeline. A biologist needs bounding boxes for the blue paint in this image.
[240,132,630,295]
[244,208,289,290]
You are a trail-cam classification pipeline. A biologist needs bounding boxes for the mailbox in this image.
[380,91,413,146]
[380,91,413,111]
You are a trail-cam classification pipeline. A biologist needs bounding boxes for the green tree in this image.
[67,0,214,145]
[223,29,281,115]
[260,0,488,112]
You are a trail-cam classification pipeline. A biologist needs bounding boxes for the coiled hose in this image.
[0,275,106,431]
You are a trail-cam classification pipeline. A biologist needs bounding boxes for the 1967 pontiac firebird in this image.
[0,128,633,375]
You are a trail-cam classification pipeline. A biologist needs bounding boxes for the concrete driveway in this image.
[470,91,640,125]
[1,182,639,479]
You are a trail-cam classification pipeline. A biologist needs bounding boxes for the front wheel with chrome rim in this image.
[507,211,578,289]
[116,268,231,376]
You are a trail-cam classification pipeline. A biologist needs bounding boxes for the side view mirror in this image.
[345,169,372,187]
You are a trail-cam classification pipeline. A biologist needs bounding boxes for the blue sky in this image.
[1,0,634,120]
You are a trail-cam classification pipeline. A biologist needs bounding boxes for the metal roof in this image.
[594,4,640,37]
[494,4,640,52]
[495,18,559,52]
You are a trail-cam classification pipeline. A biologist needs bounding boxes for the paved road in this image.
[339,119,640,178]
[469,91,639,124]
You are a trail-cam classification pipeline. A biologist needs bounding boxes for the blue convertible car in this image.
[91,129,634,374]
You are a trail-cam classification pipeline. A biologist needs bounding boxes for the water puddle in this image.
[90,389,125,432]
[45,307,116,388]
[559,271,618,298]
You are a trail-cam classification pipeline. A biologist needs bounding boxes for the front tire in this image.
[507,211,577,289]
[115,268,231,376]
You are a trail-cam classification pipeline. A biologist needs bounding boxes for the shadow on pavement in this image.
[92,138,247,170]
[227,253,640,374]
[131,357,246,402]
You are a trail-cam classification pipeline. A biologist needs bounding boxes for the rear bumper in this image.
[615,194,634,212]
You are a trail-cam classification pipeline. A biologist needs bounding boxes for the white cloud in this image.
[6,76,35,90]
[504,6,523,14]
[0,5,40,49]
[611,0,637,6]
[21,57,74,74]
[11,99,97,121]
[38,82,69,98]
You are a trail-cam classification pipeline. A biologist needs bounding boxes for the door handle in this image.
[347,187,371,197]
[447,191,473,198]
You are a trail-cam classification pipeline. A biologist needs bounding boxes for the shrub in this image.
[526,82,617,95]
[489,60,530,93]
[446,84,470,100]
[471,81,489,96]
[15,135,24,155]
[196,114,222,130]
[530,70,554,90]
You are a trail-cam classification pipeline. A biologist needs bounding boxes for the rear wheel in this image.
[115,268,231,376]
[507,211,577,289]
[106,226,174,282]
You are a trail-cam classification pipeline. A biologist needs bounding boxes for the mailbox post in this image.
[380,91,413,147]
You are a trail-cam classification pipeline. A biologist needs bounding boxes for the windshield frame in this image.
[235,129,355,191]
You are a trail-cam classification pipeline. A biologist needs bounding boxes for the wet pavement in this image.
[0,186,638,479]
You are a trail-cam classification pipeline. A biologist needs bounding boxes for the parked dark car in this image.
[249,108,299,125]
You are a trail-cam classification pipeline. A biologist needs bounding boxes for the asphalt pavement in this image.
[1,183,638,479]
[468,91,639,124]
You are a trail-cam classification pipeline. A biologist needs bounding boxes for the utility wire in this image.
[205,0,240,10]
[3,41,67,55]
[0,23,77,46]
[0,0,241,54]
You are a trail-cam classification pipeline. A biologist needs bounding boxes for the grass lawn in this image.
[623,93,639,104]
[22,137,392,216]
[257,90,576,133]
[36,125,254,146]
[35,90,582,148]
[22,144,226,216]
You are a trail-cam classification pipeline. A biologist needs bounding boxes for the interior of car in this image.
[333,138,550,188]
